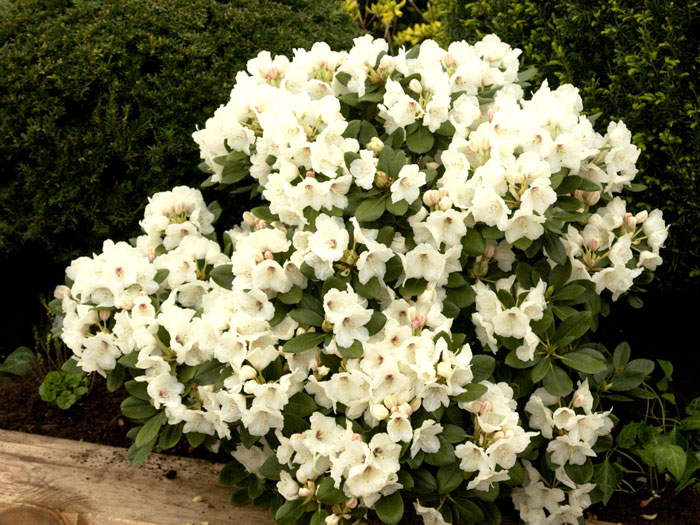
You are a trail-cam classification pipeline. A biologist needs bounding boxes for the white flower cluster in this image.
[455,382,538,491]
[515,379,613,523]
[472,276,547,361]
[56,35,669,525]
[564,198,668,300]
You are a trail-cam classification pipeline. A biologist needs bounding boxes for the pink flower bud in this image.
[54,285,71,300]
[443,53,456,68]
[352,433,362,442]
[99,310,111,322]
[487,108,495,123]
[264,251,274,260]
[479,401,492,416]
[483,242,496,259]
[589,238,600,251]
[346,497,358,509]
[305,170,315,178]
[572,393,585,408]
[625,213,637,229]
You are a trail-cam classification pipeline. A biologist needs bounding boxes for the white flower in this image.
[350,150,378,189]
[411,419,443,457]
[390,164,426,204]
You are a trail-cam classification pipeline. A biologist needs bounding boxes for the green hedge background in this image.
[0,0,362,352]
[436,0,700,293]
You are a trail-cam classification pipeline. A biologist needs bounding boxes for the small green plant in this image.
[0,346,37,384]
[39,370,91,410]
[605,358,700,504]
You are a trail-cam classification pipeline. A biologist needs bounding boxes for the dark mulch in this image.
[0,373,221,462]
[592,486,700,525]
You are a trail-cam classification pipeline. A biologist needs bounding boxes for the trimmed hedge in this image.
[436,0,700,291]
[0,0,361,266]
[0,0,362,352]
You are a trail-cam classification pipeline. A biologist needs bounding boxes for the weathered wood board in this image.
[0,429,273,525]
[0,429,623,525]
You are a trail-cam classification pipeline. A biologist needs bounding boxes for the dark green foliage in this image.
[437,0,700,290]
[0,0,361,268]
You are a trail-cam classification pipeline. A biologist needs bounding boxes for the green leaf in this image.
[406,126,434,154]
[278,285,303,305]
[290,308,323,326]
[251,206,277,223]
[219,460,249,486]
[354,276,381,300]
[389,149,406,179]
[594,459,622,505]
[283,332,326,353]
[310,510,329,525]
[386,198,409,216]
[135,411,166,448]
[424,436,455,466]
[366,311,387,336]
[399,278,427,297]
[316,477,347,505]
[127,439,155,467]
[682,412,700,431]
[453,383,488,403]
[442,424,468,443]
[187,432,207,449]
[560,351,608,374]
[121,396,157,420]
[611,359,655,391]
[210,264,233,290]
[447,284,476,309]
[471,355,495,382]
[356,197,386,222]
[359,120,379,145]
[616,422,641,448]
[259,454,283,481]
[285,391,319,417]
[543,365,573,397]
[342,118,360,137]
[555,310,592,345]
[375,491,404,524]
[275,499,306,525]
[565,459,594,484]
[654,444,687,480]
[462,228,486,256]
[453,497,484,522]
[0,346,36,375]
[158,422,183,450]
[437,463,463,494]
[543,230,567,265]
[106,364,125,392]
[117,352,138,369]
[337,340,363,359]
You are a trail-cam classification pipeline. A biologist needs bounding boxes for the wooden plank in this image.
[0,429,273,525]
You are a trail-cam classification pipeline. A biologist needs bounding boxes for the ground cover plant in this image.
[53,35,673,524]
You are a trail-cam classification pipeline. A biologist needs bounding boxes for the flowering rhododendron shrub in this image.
[55,35,668,524]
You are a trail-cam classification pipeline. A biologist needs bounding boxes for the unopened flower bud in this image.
[352,433,362,442]
[305,170,315,178]
[384,394,398,410]
[240,365,257,381]
[317,365,330,377]
[370,403,390,420]
[585,191,600,206]
[438,196,453,210]
[54,285,71,299]
[635,210,648,224]
[443,53,456,68]
[321,319,333,333]
[513,173,525,185]
[374,170,389,188]
[572,393,585,408]
[346,497,358,510]
[120,297,134,310]
[483,242,496,259]
[487,108,495,123]
[423,189,441,207]
[425,161,439,170]
[493,431,505,441]
[625,213,637,229]
[399,402,412,416]
[367,137,384,154]
[589,238,600,252]
[99,310,111,322]
[243,211,256,226]
[296,327,307,336]
[298,487,311,498]
[409,78,423,94]
[264,250,274,260]
[410,397,422,413]
[325,515,340,525]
